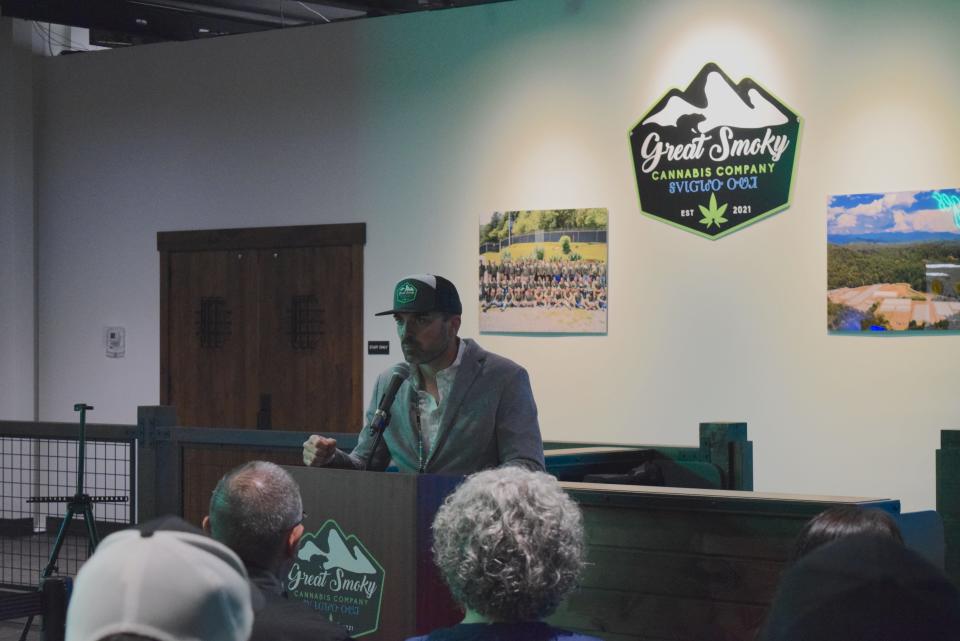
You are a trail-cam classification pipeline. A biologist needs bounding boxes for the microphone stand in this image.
[361,371,406,471]
[362,409,392,471]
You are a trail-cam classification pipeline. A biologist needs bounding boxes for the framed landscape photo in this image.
[827,188,960,332]
[479,208,608,335]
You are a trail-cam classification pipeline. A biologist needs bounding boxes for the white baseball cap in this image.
[66,527,254,641]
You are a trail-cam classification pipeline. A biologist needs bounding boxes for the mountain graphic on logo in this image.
[297,528,377,575]
[642,63,789,133]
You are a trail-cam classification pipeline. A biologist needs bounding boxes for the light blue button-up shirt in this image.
[411,338,465,455]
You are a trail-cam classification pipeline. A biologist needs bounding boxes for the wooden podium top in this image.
[283,465,901,641]
[564,480,893,502]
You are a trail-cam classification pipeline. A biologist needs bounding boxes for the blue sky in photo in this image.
[827,188,960,236]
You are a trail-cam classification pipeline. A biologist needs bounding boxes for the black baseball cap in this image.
[375,274,462,316]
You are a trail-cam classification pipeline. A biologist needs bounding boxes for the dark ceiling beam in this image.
[0,0,304,41]
[0,0,515,46]
[308,0,512,16]
[295,0,381,12]
[359,0,511,12]
[133,1,320,27]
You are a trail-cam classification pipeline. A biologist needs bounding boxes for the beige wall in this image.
[23,0,960,509]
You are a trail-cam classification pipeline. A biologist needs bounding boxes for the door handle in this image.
[256,393,272,430]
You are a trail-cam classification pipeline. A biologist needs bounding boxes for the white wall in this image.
[28,0,960,510]
[0,18,36,422]
[1,18,37,520]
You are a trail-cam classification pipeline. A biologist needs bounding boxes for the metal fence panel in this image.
[0,436,134,590]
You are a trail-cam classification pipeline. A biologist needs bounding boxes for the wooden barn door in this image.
[158,224,364,524]
[165,248,260,428]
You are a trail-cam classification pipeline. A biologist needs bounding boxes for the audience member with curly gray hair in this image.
[407,467,602,641]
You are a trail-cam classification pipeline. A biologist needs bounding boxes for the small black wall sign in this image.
[367,341,390,355]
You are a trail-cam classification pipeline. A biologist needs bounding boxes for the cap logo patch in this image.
[395,281,418,305]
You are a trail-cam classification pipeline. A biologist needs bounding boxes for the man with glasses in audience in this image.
[204,460,351,641]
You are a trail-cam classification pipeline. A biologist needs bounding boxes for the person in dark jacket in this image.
[760,534,960,641]
[204,460,352,641]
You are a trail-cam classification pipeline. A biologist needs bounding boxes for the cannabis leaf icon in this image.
[698,193,728,229]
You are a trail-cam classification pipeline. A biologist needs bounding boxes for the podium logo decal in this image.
[288,519,385,637]
[630,62,801,239]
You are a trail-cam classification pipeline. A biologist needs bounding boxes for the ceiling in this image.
[0,0,511,49]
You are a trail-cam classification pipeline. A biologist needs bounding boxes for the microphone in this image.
[370,371,406,432]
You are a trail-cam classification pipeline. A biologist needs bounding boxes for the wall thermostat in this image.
[105,326,125,358]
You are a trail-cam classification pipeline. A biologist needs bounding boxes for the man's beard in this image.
[402,332,450,365]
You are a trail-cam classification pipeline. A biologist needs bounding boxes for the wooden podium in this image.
[285,466,464,640]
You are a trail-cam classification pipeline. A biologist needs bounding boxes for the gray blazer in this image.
[329,338,544,474]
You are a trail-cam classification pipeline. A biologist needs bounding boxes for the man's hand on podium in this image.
[303,434,338,466]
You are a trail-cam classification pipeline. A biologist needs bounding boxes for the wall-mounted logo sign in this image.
[288,519,385,637]
[630,63,801,239]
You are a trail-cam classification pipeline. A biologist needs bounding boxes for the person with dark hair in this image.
[760,534,960,641]
[204,460,351,641]
[407,467,602,641]
[303,274,544,474]
[792,505,903,560]
[65,518,253,641]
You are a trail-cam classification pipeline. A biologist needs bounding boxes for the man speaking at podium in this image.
[303,274,544,474]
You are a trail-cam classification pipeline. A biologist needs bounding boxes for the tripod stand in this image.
[19,403,128,641]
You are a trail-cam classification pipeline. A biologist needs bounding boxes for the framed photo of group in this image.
[478,208,608,335]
